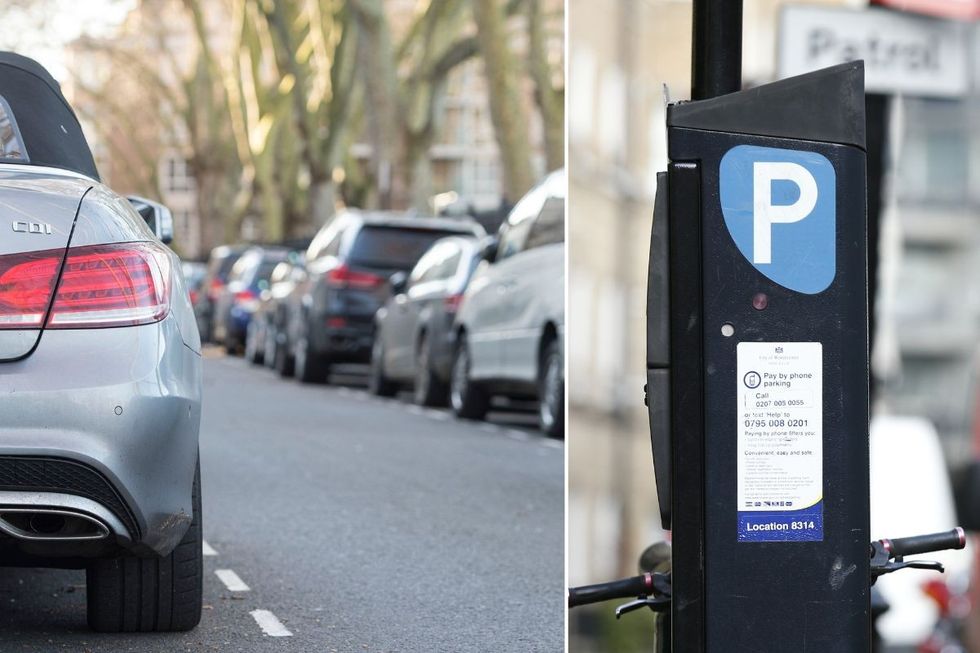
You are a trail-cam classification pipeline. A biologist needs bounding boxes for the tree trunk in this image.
[526,0,563,172]
[309,178,337,229]
[472,0,536,202]
[407,141,433,214]
[352,1,405,210]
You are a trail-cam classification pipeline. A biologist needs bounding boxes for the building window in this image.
[165,156,195,193]
[473,157,500,196]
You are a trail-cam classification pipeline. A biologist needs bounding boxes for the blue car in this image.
[212,246,289,352]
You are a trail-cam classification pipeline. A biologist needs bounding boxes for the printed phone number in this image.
[744,419,809,428]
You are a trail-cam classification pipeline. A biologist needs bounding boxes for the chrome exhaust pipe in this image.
[0,508,109,541]
[28,512,65,535]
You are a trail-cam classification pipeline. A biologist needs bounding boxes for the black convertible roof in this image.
[0,52,100,180]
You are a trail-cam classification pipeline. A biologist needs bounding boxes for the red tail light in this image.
[444,293,464,314]
[234,289,256,303]
[327,264,383,290]
[0,249,62,328]
[189,289,199,305]
[48,243,171,328]
[208,277,224,301]
[0,243,171,329]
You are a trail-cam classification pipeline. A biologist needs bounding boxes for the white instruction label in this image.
[736,342,823,542]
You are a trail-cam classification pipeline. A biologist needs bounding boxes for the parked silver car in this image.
[451,169,565,436]
[370,235,484,405]
[0,53,203,632]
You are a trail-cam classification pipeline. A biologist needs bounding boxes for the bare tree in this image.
[69,1,243,252]
[258,0,360,229]
[526,0,563,172]
[472,0,536,202]
[350,0,530,211]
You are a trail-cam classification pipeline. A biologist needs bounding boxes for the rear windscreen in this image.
[0,96,26,162]
[211,252,243,282]
[255,259,283,283]
[349,228,464,268]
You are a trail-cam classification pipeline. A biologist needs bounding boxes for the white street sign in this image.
[779,5,970,98]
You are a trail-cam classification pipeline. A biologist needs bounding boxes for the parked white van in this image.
[450,169,565,437]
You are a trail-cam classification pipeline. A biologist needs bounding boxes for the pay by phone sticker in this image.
[737,342,823,543]
[720,145,836,294]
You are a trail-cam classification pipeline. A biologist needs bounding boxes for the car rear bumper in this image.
[310,315,374,361]
[0,314,202,558]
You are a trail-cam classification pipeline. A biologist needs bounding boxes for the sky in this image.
[0,0,135,82]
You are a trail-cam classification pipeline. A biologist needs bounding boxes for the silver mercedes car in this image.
[0,53,203,631]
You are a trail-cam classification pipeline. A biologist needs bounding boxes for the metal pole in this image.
[691,0,743,100]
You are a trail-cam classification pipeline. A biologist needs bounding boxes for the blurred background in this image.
[568,0,980,651]
[0,0,563,253]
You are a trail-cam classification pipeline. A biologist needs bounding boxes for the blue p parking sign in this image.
[719,145,836,294]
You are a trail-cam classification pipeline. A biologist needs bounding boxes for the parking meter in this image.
[647,62,871,651]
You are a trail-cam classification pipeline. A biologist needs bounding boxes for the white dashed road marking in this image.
[423,408,450,421]
[215,569,250,592]
[507,429,530,441]
[202,540,218,556]
[251,609,293,637]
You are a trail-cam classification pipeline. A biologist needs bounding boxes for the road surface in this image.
[0,352,564,651]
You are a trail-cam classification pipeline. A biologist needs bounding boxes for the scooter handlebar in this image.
[881,528,966,558]
[568,573,655,608]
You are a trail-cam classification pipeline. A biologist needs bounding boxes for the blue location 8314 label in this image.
[737,342,823,543]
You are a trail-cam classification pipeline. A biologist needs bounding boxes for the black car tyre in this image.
[368,338,398,397]
[274,335,295,378]
[225,335,243,356]
[450,334,488,420]
[414,333,448,407]
[295,332,329,384]
[244,322,263,365]
[86,459,203,633]
[538,338,564,438]
[264,325,278,369]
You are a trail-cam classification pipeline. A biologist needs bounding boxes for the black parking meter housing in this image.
[647,62,870,652]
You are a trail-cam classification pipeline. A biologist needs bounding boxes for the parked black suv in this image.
[280,211,485,383]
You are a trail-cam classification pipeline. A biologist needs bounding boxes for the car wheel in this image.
[368,338,398,397]
[538,338,564,438]
[295,333,329,384]
[275,335,295,378]
[414,333,447,407]
[450,334,488,420]
[244,322,263,365]
[86,459,203,633]
[264,326,278,369]
[225,333,242,356]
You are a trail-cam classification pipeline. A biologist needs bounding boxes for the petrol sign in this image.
[779,5,969,98]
